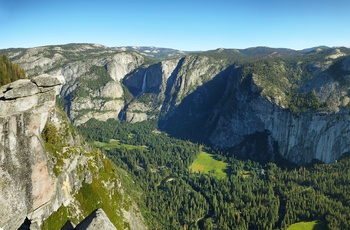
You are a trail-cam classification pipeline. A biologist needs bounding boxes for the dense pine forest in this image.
[78,118,350,230]
[0,55,26,86]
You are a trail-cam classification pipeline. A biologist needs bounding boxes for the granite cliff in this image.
[209,55,350,164]
[0,74,64,229]
[0,74,146,229]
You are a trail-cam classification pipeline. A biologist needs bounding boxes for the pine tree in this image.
[0,55,26,86]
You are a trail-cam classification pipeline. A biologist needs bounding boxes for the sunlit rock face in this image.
[0,75,64,229]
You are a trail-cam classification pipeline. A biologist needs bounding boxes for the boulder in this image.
[31,74,66,87]
[1,79,39,99]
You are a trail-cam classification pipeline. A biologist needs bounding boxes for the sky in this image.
[0,0,350,51]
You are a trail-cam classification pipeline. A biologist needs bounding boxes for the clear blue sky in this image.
[1,0,349,51]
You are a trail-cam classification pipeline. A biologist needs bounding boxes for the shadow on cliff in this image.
[225,130,297,168]
[157,65,299,169]
[158,64,236,143]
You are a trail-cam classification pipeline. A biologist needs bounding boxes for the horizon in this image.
[1,42,347,53]
[1,0,350,51]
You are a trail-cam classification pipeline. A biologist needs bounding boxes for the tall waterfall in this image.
[142,71,147,93]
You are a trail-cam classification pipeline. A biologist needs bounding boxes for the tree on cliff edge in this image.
[0,55,26,87]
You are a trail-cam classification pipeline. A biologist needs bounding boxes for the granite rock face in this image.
[0,75,146,229]
[122,55,228,123]
[209,59,350,164]
[0,75,64,229]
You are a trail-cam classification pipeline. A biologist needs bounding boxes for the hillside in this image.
[40,107,146,230]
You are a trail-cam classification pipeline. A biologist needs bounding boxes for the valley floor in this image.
[78,118,350,229]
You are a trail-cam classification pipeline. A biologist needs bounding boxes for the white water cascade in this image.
[141,71,147,93]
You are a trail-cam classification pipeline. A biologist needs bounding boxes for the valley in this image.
[4,44,350,164]
[2,44,350,229]
[78,118,350,229]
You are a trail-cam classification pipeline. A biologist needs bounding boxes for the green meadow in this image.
[288,220,327,230]
[189,151,228,179]
[94,139,146,151]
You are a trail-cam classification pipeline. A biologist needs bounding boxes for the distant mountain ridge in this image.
[2,43,350,165]
[115,46,190,59]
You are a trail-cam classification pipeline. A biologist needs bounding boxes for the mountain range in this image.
[2,43,350,164]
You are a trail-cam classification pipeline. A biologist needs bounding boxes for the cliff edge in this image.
[0,74,146,230]
[0,75,65,229]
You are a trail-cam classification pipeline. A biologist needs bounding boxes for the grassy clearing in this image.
[288,220,327,230]
[94,139,146,151]
[189,152,228,179]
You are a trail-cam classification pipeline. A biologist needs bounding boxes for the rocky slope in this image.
[2,44,145,125]
[3,44,350,164]
[2,44,231,125]
[0,74,146,229]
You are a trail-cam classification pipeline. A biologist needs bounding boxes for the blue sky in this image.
[0,0,349,51]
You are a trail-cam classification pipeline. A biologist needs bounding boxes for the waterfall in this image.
[142,71,147,93]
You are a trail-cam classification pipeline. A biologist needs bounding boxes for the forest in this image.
[78,118,350,230]
[0,55,26,87]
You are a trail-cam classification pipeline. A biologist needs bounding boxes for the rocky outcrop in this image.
[0,75,64,229]
[107,52,145,82]
[37,106,147,230]
[75,209,116,230]
[58,51,144,125]
[0,74,147,229]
